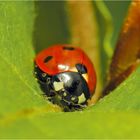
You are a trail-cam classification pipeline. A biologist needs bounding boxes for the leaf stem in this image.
[103,1,140,95]
[66,1,102,104]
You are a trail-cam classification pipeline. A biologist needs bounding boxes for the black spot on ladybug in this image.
[63,46,75,50]
[44,56,53,63]
[75,63,87,74]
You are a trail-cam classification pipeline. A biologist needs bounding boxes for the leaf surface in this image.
[0,2,60,116]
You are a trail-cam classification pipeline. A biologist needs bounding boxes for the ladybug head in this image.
[52,71,90,106]
[34,63,90,109]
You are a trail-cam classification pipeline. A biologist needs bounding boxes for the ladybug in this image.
[34,44,96,110]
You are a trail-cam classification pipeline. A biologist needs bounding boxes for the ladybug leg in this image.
[34,64,57,97]
[59,90,87,111]
[70,96,78,104]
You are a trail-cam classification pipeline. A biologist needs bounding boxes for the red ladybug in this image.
[34,44,96,110]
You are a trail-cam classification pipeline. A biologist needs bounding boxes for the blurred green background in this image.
[34,1,130,52]
[34,1,69,54]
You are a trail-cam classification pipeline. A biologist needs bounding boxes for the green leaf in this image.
[92,67,140,111]
[0,2,60,115]
[0,1,140,139]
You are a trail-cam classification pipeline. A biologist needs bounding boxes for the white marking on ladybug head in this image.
[82,73,88,82]
[53,81,64,91]
[78,93,86,104]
